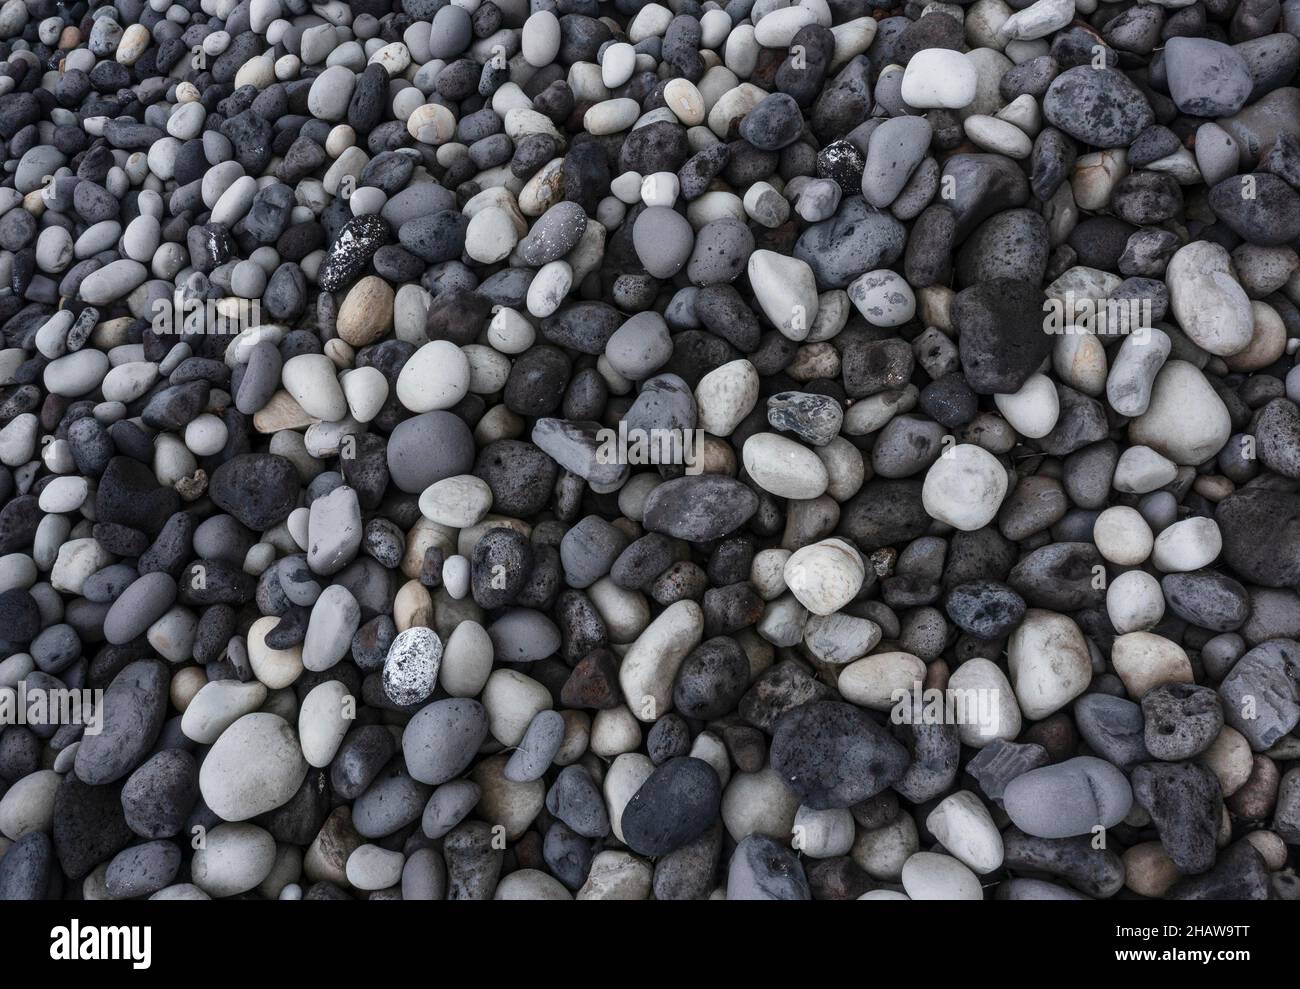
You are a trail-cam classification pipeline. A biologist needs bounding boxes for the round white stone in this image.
[742,432,829,499]
[1106,569,1165,634]
[993,373,1060,439]
[395,340,471,413]
[419,474,492,528]
[198,713,308,822]
[1092,506,1153,565]
[298,680,353,768]
[782,538,865,616]
[926,791,1003,874]
[281,353,346,421]
[1151,516,1222,572]
[921,444,1009,531]
[837,651,926,710]
[901,851,984,900]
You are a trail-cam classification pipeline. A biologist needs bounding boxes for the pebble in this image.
[1165,38,1253,118]
[191,824,276,897]
[727,834,810,901]
[1007,610,1092,719]
[921,445,1009,531]
[783,539,865,616]
[1003,757,1133,839]
[1112,632,1195,699]
[1142,684,1223,761]
[403,699,488,785]
[199,713,308,823]
[1043,66,1153,147]
[1129,362,1232,466]
[901,50,977,109]
[862,117,932,209]
[383,627,444,707]
[742,433,829,500]
[1219,639,1300,751]
[74,660,168,785]
[900,852,983,900]
[1131,762,1222,874]
[770,701,910,809]
[1166,243,1254,357]
[621,757,722,856]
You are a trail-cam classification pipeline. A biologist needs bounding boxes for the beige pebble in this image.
[1197,725,1254,798]
[471,754,544,841]
[1111,631,1193,699]
[1123,841,1179,897]
[169,666,207,712]
[393,580,433,631]
[336,276,394,347]
[590,704,642,757]
[720,766,800,843]
[838,651,926,711]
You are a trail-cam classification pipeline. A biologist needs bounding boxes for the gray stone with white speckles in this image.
[517,201,588,266]
[382,626,443,707]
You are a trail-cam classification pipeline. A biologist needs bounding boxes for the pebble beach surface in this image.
[0,0,1298,903]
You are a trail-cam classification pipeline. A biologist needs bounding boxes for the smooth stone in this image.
[402,698,489,785]
[1003,756,1133,838]
[199,713,308,822]
[921,444,1009,531]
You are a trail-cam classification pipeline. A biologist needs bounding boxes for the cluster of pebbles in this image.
[1,0,1300,902]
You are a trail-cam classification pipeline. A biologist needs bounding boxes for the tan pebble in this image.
[253,390,317,433]
[917,285,954,331]
[336,276,394,347]
[1224,301,1287,372]
[1110,631,1193,699]
[697,435,737,476]
[471,753,545,840]
[1197,725,1254,797]
[518,158,566,215]
[924,658,948,692]
[170,666,208,712]
[554,710,591,766]
[590,705,642,757]
[1192,474,1234,501]
[406,103,456,145]
[787,342,840,380]
[116,23,150,64]
[1123,841,1179,897]
[174,469,207,502]
[393,579,434,631]
[400,517,456,579]
[324,338,354,369]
